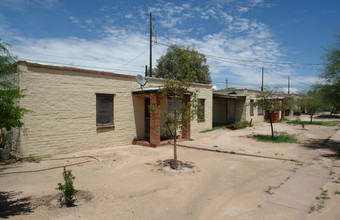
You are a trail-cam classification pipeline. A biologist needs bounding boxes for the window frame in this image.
[258,105,264,115]
[96,93,114,129]
[167,97,182,119]
[250,99,254,116]
[198,99,205,122]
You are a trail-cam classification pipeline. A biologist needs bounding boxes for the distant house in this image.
[213,89,292,126]
[13,61,212,157]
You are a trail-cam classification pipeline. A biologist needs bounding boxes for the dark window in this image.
[198,99,205,120]
[168,98,182,119]
[250,99,254,115]
[96,94,113,126]
[258,105,263,115]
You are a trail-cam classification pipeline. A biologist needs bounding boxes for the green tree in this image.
[298,89,323,123]
[154,44,211,84]
[0,39,28,148]
[157,67,201,170]
[315,33,340,115]
[253,91,286,139]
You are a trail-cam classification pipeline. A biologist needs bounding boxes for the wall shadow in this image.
[0,191,33,218]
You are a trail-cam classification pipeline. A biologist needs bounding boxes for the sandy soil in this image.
[0,115,339,219]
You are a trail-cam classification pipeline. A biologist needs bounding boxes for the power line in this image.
[112,48,148,72]
[154,41,322,66]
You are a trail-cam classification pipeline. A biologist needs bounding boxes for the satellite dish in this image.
[136,75,147,86]
[136,75,148,91]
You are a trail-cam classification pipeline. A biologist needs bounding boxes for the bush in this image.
[293,109,301,116]
[56,167,78,207]
[317,114,340,119]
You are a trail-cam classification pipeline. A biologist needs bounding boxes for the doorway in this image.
[227,100,235,124]
[144,98,150,140]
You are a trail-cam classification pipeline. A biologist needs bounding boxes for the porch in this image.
[132,87,191,147]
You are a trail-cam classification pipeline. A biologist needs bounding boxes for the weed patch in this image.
[200,126,226,133]
[24,155,42,163]
[253,132,297,143]
[286,119,339,126]
[309,189,330,213]
[265,186,279,195]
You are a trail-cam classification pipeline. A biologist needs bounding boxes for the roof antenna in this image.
[136,74,148,91]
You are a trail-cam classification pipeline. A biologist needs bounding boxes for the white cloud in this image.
[238,7,249,13]
[1,1,314,92]
[69,16,80,24]
[125,13,133,19]
[30,0,58,8]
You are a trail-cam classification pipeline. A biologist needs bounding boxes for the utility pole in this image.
[149,13,153,77]
[261,67,264,91]
[288,76,290,94]
[225,79,228,89]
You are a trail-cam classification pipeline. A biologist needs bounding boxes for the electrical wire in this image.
[154,41,322,67]
[112,47,148,72]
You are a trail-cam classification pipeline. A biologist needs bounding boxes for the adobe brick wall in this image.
[17,62,213,156]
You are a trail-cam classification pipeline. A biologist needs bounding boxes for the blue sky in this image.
[0,0,339,92]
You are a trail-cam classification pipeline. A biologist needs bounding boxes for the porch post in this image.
[281,109,285,121]
[150,93,161,147]
[182,95,191,139]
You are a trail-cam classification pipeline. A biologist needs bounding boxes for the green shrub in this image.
[293,109,301,116]
[56,167,78,207]
[317,114,340,119]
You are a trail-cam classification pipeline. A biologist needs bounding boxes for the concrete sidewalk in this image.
[178,129,340,219]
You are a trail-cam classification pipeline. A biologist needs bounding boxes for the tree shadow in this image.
[302,138,340,158]
[0,191,34,218]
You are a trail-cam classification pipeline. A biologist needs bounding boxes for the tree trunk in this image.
[330,105,335,116]
[173,109,178,170]
[269,112,274,139]
[310,115,313,124]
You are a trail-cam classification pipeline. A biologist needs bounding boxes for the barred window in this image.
[258,105,263,115]
[168,98,182,119]
[96,94,113,126]
[198,99,205,120]
[250,99,254,115]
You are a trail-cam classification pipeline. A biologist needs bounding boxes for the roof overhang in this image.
[132,87,192,95]
[213,93,246,99]
[132,87,161,94]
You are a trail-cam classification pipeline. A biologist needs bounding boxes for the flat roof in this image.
[17,61,212,89]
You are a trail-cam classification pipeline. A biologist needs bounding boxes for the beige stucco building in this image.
[213,89,291,126]
[15,61,212,157]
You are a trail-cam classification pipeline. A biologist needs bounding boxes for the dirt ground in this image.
[1,115,339,220]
